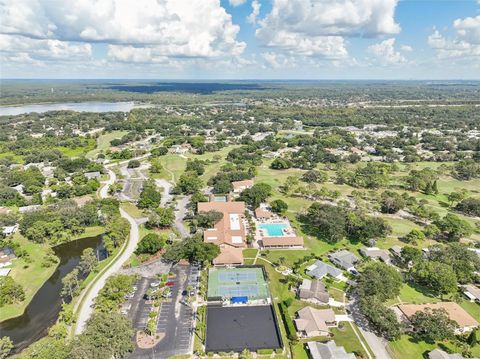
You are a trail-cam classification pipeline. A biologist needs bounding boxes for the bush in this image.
[278,302,297,341]
[257,348,273,355]
[135,233,166,255]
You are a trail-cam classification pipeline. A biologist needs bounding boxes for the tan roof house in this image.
[198,201,246,266]
[294,307,336,337]
[298,279,330,304]
[232,179,254,193]
[397,302,479,334]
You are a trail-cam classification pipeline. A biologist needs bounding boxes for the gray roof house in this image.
[298,279,330,304]
[328,250,359,271]
[359,247,392,264]
[84,171,101,180]
[462,284,480,303]
[428,349,465,359]
[307,341,356,359]
[306,260,343,279]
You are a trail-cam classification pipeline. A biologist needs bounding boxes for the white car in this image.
[150,282,160,288]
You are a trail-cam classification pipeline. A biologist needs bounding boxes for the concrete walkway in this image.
[74,169,141,334]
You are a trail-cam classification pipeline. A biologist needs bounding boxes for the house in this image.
[306,341,356,359]
[397,302,479,334]
[294,307,336,337]
[255,206,273,220]
[198,200,246,266]
[462,284,480,303]
[231,179,254,193]
[298,279,329,304]
[0,268,11,277]
[172,143,191,154]
[262,236,304,249]
[328,250,359,271]
[306,261,343,280]
[2,224,19,237]
[84,171,101,180]
[389,245,402,257]
[359,247,392,264]
[428,349,465,359]
[18,205,41,213]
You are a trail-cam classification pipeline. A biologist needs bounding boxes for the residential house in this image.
[328,250,359,271]
[397,302,479,334]
[18,205,41,213]
[2,224,19,237]
[231,179,254,194]
[306,261,343,280]
[84,171,101,180]
[306,341,356,359]
[294,307,336,337]
[428,349,465,359]
[462,284,480,303]
[359,247,392,264]
[298,279,330,304]
[389,245,402,257]
[198,200,246,266]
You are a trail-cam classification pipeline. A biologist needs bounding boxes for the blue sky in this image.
[1,0,479,79]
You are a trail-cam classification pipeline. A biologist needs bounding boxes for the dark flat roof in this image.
[205,305,282,353]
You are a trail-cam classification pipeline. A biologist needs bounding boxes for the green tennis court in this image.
[207,267,269,301]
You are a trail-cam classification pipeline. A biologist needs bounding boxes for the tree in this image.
[135,233,166,255]
[434,214,473,241]
[357,262,403,302]
[304,203,346,243]
[95,274,136,312]
[137,181,162,209]
[270,199,288,215]
[0,337,13,359]
[423,224,440,239]
[163,236,220,264]
[404,168,439,193]
[0,277,25,306]
[456,198,480,217]
[61,268,80,298]
[448,189,469,206]
[149,158,163,173]
[301,170,327,183]
[127,159,141,168]
[400,246,422,266]
[380,191,406,214]
[403,229,425,244]
[410,308,457,343]
[79,248,97,274]
[213,179,233,194]
[186,159,205,176]
[147,207,175,228]
[175,172,203,194]
[151,146,168,156]
[238,183,272,208]
[71,311,134,359]
[270,158,292,170]
[410,261,457,296]
[360,296,403,340]
[453,159,480,180]
[194,210,224,228]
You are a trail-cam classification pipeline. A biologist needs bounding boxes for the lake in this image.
[0,101,152,116]
[0,235,105,353]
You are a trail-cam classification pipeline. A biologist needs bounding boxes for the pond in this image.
[0,101,152,116]
[0,235,106,352]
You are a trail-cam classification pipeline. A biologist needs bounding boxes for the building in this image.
[255,206,273,220]
[306,341,356,359]
[328,250,359,271]
[397,302,479,334]
[18,205,41,213]
[462,284,480,303]
[84,171,101,180]
[198,200,246,266]
[294,307,336,337]
[306,261,343,280]
[231,179,254,193]
[428,349,465,359]
[389,245,402,257]
[298,279,329,304]
[2,224,18,237]
[359,247,392,264]
[262,236,304,249]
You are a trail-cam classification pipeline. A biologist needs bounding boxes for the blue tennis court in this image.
[218,284,259,298]
[218,271,256,282]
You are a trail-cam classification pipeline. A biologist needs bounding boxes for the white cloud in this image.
[247,0,261,24]
[261,52,295,69]
[428,16,480,61]
[401,45,413,52]
[229,0,247,6]
[0,0,245,60]
[368,38,407,65]
[256,0,400,60]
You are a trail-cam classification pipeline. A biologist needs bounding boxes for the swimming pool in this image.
[259,223,287,237]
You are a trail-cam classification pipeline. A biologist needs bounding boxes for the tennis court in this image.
[207,267,269,301]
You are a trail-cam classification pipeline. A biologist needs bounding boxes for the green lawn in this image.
[86,130,128,159]
[389,335,437,359]
[121,202,145,219]
[386,283,440,306]
[153,154,187,183]
[243,248,258,258]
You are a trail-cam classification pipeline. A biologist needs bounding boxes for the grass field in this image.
[86,130,128,159]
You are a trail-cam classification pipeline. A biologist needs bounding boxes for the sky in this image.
[0,0,479,80]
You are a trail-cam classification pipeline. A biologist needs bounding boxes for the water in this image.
[259,223,287,237]
[0,235,105,352]
[0,101,151,116]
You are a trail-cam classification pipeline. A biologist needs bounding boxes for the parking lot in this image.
[126,263,199,359]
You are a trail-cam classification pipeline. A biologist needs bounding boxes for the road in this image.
[348,295,392,359]
[74,169,141,335]
[174,195,190,239]
[155,179,173,207]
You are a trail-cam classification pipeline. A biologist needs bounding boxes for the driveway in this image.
[128,264,195,359]
[155,179,173,207]
[174,195,191,239]
[348,295,392,359]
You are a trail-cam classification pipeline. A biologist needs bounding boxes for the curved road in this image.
[74,169,140,334]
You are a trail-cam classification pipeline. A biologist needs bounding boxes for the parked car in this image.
[165,281,174,287]
[150,281,160,288]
